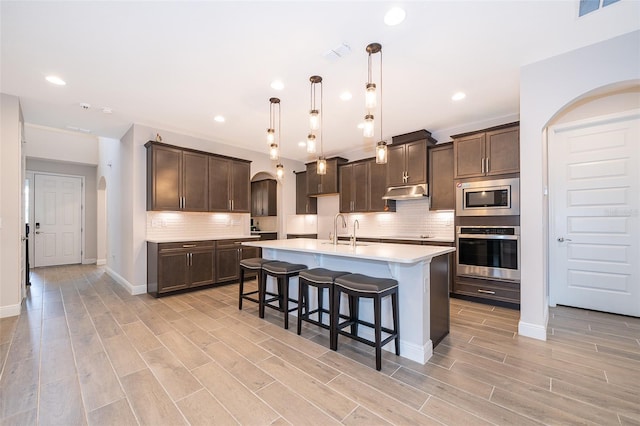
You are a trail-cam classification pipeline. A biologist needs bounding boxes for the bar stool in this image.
[261,261,308,329]
[297,268,349,342]
[238,258,273,310]
[332,273,400,371]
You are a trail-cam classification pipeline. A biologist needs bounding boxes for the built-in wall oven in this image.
[456,177,519,216]
[456,226,520,282]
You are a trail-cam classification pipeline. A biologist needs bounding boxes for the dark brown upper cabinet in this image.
[146,142,208,211]
[209,156,251,213]
[452,123,519,179]
[428,143,455,210]
[306,157,348,196]
[339,159,396,213]
[387,130,437,188]
[251,179,277,217]
[295,171,317,214]
[145,141,251,213]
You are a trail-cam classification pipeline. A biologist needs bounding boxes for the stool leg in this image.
[349,295,359,336]
[374,295,382,371]
[297,279,305,335]
[331,286,340,351]
[238,268,245,310]
[317,287,323,325]
[392,291,400,356]
[259,270,266,319]
[282,276,289,329]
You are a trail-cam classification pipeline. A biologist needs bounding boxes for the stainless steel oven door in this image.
[456,230,520,282]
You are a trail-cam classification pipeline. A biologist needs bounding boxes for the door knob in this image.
[35,231,41,234]
[557,237,572,242]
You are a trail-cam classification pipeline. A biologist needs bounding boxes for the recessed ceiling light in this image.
[270,80,284,90]
[384,7,406,26]
[45,75,66,86]
[298,141,307,148]
[452,92,466,101]
[339,91,352,101]
[102,107,112,114]
[213,115,225,123]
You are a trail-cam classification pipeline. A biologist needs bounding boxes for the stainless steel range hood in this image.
[381,184,428,200]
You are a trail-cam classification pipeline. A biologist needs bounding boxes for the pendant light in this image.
[364,42,387,164]
[306,133,316,154]
[309,75,326,175]
[268,97,284,178]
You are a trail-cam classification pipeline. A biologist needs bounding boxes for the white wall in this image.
[519,30,640,340]
[0,93,23,318]
[23,123,98,165]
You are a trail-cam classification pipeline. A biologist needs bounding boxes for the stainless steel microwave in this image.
[455,177,520,216]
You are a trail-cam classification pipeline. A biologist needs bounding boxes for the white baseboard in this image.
[105,267,147,296]
[356,327,432,364]
[518,320,548,341]
[0,303,21,318]
[96,258,107,266]
[83,258,97,265]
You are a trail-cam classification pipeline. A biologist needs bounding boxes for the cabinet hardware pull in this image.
[477,289,496,295]
[481,158,485,174]
[186,253,189,266]
[182,244,197,248]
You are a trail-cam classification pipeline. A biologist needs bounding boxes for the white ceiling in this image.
[2,1,639,163]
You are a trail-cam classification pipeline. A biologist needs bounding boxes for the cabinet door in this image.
[429,144,455,210]
[306,162,321,195]
[149,145,182,211]
[265,179,277,216]
[321,158,339,194]
[231,161,251,212]
[486,126,519,176]
[183,151,209,212]
[339,164,354,213]
[251,180,262,216]
[216,247,240,282]
[158,251,189,292]
[296,172,317,214]
[189,249,215,287]
[405,140,427,185]
[454,134,485,179]
[209,157,231,211]
[369,161,395,212]
[352,162,368,212]
[386,144,406,187]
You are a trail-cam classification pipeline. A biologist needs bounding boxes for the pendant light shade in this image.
[364,43,386,163]
[317,156,327,175]
[376,141,388,164]
[309,109,320,130]
[306,134,316,153]
[276,163,284,179]
[266,128,275,144]
[269,143,279,160]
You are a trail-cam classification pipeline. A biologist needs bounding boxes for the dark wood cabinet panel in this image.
[251,179,277,217]
[485,126,520,176]
[216,246,240,282]
[182,151,209,212]
[209,156,251,213]
[369,161,395,212]
[189,249,215,287]
[295,171,317,214]
[339,162,368,213]
[306,157,348,196]
[453,123,519,179]
[386,144,407,187]
[147,241,215,296]
[147,144,182,211]
[387,139,431,187]
[428,143,455,210]
[158,251,189,292]
[452,276,520,305]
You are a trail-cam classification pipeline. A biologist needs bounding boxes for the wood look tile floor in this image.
[1,265,639,425]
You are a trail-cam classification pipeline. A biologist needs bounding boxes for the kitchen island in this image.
[242,238,455,364]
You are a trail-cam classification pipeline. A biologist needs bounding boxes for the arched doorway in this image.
[546,82,640,316]
[251,171,281,238]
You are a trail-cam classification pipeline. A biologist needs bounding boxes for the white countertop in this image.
[337,234,454,243]
[147,235,260,243]
[242,238,454,264]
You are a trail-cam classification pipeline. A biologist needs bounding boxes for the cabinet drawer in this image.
[158,241,214,252]
[453,279,520,303]
[215,239,246,249]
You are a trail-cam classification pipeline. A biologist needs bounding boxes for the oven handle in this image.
[457,234,519,240]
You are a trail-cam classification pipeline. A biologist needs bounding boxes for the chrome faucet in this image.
[351,219,359,247]
[332,213,347,245]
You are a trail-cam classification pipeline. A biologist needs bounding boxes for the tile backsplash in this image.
[146,211,249,240]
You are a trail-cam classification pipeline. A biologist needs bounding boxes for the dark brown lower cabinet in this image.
[147,241,215,296]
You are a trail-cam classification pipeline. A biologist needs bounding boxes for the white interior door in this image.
[549,110,640,317]
[34,174,82,267]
